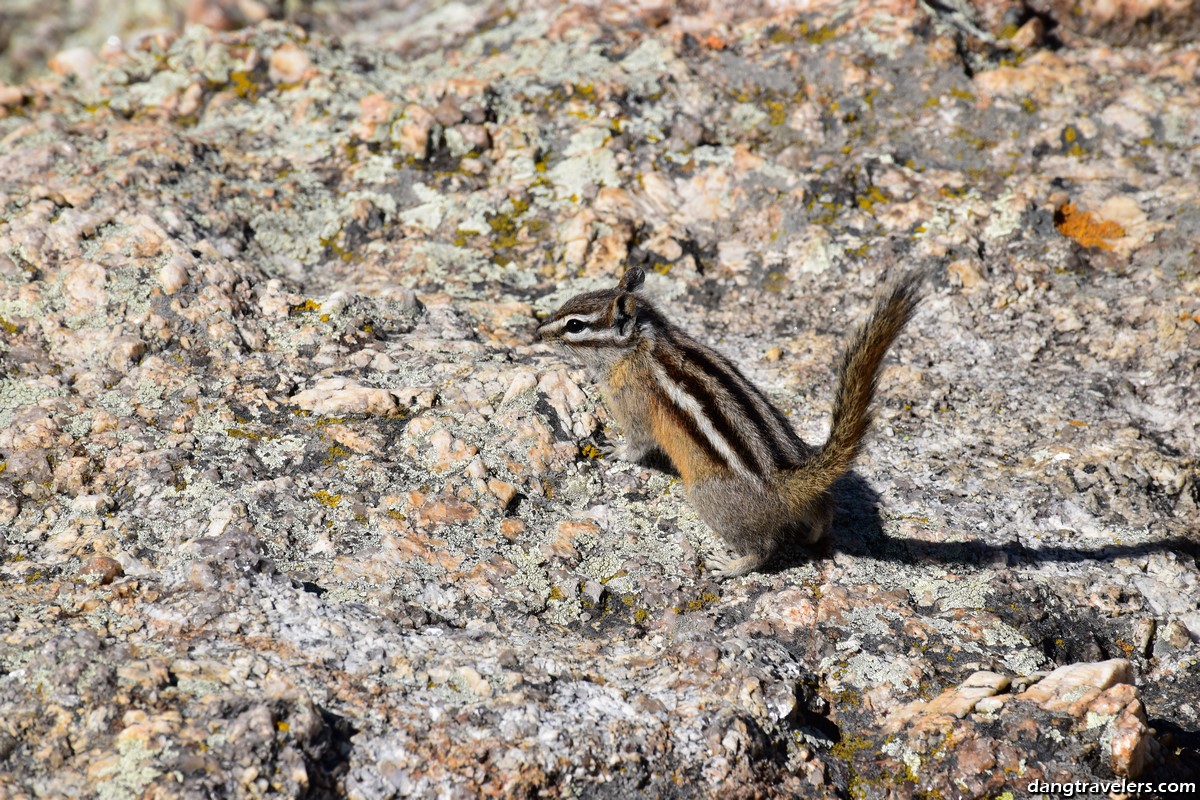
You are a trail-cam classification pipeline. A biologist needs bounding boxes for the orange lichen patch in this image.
[1054,203,1125,250]
[703,34,727,50]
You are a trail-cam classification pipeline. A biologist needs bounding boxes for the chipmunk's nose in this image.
[535,320,551,341]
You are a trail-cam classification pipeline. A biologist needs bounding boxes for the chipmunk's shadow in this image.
[765,472,1199,573]
[826,472,887,557]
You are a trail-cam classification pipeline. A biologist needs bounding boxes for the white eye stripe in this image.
[566,309,607,325]
[568,328,607,340]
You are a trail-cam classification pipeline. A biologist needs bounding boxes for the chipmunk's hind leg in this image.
[690,477,788,579]
[794,492,834,545]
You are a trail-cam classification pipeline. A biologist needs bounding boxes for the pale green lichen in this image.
[127,68,193,110]
[254,434,308,471]
[135,380,166,410]
[909,574,992,610]
[731,102,769,130]
[845,652,921,691]
[94,737,165,800]
[984,623,1046,675]
[62,412,94,439]
[506,547,553,598]
[880,738,923,780]
[545,595,584,626]
[0,378,65,430]
[616,38,671,97]
[189,400,237,439]
[983,188,1026,241]
[398,182,451,231]
[548,127,619,200]
[352,153,403,185]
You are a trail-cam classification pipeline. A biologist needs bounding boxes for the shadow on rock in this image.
[822,472,1198,566]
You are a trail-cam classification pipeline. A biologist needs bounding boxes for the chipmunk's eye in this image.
[564,319,587,333]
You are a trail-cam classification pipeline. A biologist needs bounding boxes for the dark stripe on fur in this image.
[669,334,793,472]
[658,353,767,478]
[651,383,731,472]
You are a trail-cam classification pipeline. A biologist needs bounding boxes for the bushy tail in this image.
[782,270,927,508]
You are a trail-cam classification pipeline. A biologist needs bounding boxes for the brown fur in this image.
[649,393,723,484]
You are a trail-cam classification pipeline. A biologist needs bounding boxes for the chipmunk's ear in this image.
[616,292,637,318]
[618,266,645,293]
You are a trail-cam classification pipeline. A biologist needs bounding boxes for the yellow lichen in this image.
[227,70,261,101]
[799,21,837,44]
[320,235,354,262]
[453,228,480,247]
[290,299,321,315]
[313,490,342,508]
[323,443,351,465]
[856,185,889,212]
[764,99,787,126]
[682,591,721,612]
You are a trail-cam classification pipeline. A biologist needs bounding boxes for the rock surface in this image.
[1,1,1198,797]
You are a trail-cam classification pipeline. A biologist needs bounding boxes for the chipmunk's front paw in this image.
[599,439,650,463]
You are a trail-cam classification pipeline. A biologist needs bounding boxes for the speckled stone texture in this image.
[1,1,1198,797]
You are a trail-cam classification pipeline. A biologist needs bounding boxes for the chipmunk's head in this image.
[537,267,650,368]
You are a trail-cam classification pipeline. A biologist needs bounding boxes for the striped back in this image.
[645,312,806,481]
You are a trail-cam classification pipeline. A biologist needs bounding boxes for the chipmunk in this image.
[537,267,925,578]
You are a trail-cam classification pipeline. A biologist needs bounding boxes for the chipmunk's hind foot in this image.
[708,549,768,580]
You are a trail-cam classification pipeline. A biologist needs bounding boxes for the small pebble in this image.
[78,556,124,585]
